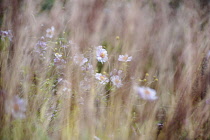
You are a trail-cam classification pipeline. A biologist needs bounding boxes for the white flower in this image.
[46,26,55,38]
[118,54,132,62]
[73,54,88,66]
[81,63,93,71]
[110,69,124,77]
[55,53,62,58]
[0,30,13,41]
[95,73,109,84]
[54,53,66,65]
[5,96,27,119]
[81,63,94,74]
[96,46,108,63]
[111,75,123,88]
[36,40,47,50]
[136,86,158,101]
[54,58,66,64]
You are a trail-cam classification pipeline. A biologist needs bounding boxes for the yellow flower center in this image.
[115,79,120,84]
[100,76,105,81]
[145,90,150,95]
[14,103,20,112]
[123,56,128,61]
[100,53,105,58]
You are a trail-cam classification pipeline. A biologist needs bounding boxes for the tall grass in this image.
[1,0,210,139]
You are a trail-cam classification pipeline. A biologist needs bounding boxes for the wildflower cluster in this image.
[46,26,55,38]
[73,54,88,66]
[4,28,159,120]
[47,27,158,100]
[0,30,13,41]
[54,53,66,66]
[5,96,27,119]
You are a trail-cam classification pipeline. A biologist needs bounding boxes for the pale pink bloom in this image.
[118,54,132,62]
[95,73,109,84]
[0,30,13,41]
[111,75,123,88]
[81,63,94,74]
[5,96,27,119]
[46,26,55,38]
[55,53,62,58]
[54,53,66,65]
[81,63,93,71]
[136,86,158,101]
[96,46,108,63]
[73,54,88,66]
[110,69,124,77]
[54,58,66,65]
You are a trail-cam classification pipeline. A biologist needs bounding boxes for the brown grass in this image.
[1,0,210,140]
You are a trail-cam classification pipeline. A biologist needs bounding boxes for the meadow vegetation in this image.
[1,0,210,139]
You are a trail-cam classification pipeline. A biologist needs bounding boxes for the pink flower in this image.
[136,86,158,101]
[5,96,27,119]
[96,46,108,63]
[95,73,109,84]
[46,26,55,38]
[73,54,88,66]
[111,75,123,88]
[118,54,132,62]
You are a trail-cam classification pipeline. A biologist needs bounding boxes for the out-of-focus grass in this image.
[1,0,210,140]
